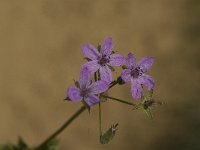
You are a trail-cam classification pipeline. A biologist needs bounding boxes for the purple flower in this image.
[82,37,126,84]
[121,53,155,99]
[67,67,109,106]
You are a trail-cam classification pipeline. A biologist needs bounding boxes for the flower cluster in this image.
[66,37,155,106]
[0,37,160,149]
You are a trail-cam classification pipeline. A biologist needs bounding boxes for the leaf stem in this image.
[36,105,86,150]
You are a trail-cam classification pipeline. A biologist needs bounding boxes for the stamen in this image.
[131,67,144,78]
[98,55,110,66]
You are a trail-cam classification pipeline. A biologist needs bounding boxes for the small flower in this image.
[67,67,109,106]
[121,53,155,99]
[82,37,126,83]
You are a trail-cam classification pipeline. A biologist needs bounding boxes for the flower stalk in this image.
[95,71,103,138]
[99,102,102,136]
[101,95,136,106]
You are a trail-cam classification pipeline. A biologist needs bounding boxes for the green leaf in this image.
[0,144,15,150]
[0,137,29,150]
[17,137,28,150]
[0,138,59,150]
[36,139,59,150]
[100,124,118,144]
[46,139,59,150]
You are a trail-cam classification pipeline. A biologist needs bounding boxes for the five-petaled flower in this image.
[82,37,126,84]
[67,67,109,106]
[121,53,155,99]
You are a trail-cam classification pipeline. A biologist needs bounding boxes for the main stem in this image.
[36,105,86,149]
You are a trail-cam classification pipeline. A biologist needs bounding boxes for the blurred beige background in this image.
[0,0,200,149]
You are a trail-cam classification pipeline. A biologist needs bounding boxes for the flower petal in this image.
[127,53,136,68]
[79,67,92,89]
[67,87,82,102]
[82,60,100,73]
[82,44,100,60]
[137,56,154,72]
[141,74,155,90]
[121,69,131,82]
[101,37,114,56]
[109,54,126,66]
[89,80,109,94]
[84,94,100,106]
[131,78,142,99]
[100,65,113,84]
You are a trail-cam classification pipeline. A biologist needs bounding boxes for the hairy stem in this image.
[101,95,136,106]
[36,105,86,149]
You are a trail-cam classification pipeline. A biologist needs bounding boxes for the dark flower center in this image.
[131,67,144,78]
[98,55,110,66]
[80,88,90,97]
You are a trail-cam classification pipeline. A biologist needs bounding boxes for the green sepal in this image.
[73,80,80,88]
[84,57,92,61]
[144,108,153,119]
[100,92,108,102]
[122,65,128,69]
[134,102,153,119]
[134,103,144,110]
[111,51,116,54]
[142,89,153,102]
[134,90,163,119]
[117,76,125,85]
[97,44,101,52]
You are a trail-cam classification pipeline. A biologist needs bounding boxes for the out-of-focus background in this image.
[0,0,199,149]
